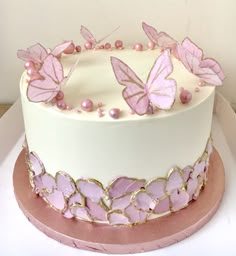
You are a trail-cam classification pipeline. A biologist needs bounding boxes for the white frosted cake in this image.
[18,23,224,226]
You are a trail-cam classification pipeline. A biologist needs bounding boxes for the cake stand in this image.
[13,148,225,254]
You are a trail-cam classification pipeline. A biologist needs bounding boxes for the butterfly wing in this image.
[27,55,63,102]
[80,25,97,45]
[17,43,48,64]
[197,58,225,85]
[146,50,176,110]
[177,38,224,85]
[110,57,149,115]
[142,22,177,49]
[177,37,203,73]
[156,32,177,50]
[142,22,159,44]
[51,41,73,57]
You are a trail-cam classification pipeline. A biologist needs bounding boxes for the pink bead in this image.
[97,107,104,113]
[104,43,111,49]
[63,41,75,54]
[98,112,104,118]
[109,108,120,119]
[134,43,143,51]
[84,41,93,50]
[115,40,123,49]
[180,89,192,104]
[129,109,135,115]
[26,69,41,80]
[147,41,155,50]
[97,102,103,107]
[195,87,200,93]
[24,61,35,70]
[56,91,64,101]
[80,98,94,112]
[198,81,205,87]
[75,45,81,53]
[66,104,73,110]
[57,100,67,110]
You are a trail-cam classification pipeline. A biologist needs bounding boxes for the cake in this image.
[17,23,224,226]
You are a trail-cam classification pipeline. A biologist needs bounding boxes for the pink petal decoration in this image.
[17,43,48,64]
[56,172,76,198]
[108,177,145,199]
[177,37,224,86]
[153,197,170,214]
[182,167,193,182]
[44,189,66,211]
[68,192,84,207]
[187,178,199,201]
[107,211,130,225]
[27,55,63,102]
[142,22,177,50]
[146,50,177,110]
[41,173,56,193]
[76,179,104,203]
[146,179,166,199]
[32,175,44,194]
[29,152,44,175]
[125,205,148,224]
[51,41,73,57]
[85,198,107,221]
[63,209,74,219]
[133,190,156,212]
[192,161,206,179]
[170,189,189,212]
[111,194,132,210]
[70,205,91,221]
[166,169,184,194]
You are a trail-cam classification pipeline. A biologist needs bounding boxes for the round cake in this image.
[17,23,224,226]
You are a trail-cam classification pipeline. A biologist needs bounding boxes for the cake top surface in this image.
[18,23,224,121]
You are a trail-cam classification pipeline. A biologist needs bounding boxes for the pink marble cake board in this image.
[13,148,225,254]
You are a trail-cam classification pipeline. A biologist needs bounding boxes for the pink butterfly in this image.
[80,25,119,46]
[111,50,177,115]
[176,37,225,86]
[27,54,79,103]
[17,41,73,65]
[142,22,177,50]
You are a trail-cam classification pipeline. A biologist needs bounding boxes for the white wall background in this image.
[0,0,235,106]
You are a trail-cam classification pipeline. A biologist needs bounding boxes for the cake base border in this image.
[13,148,225,254]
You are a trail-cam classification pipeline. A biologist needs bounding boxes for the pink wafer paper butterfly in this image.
[17,41,73,65]
[176,37,225,86]
[142,22,177,50]
[80,25,119,46]
[110,50,177,115]
[27,54,79,102]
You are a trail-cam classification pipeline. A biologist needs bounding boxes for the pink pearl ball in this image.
[104,43,111,49]
[57,100,67,110]
[109,108,120,119]
[180,89,192,104]
[134,43,143,51]
[24,61,35,70]
[84,41,93,50]
[75,45,81,53]
[80,98,94,112]
[56,90,64,101]
[63,41,75,54]
[147,41,155,50]
[26,69,41,80]
[115,40,123,49]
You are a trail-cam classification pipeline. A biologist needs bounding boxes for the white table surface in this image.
[0,98,236,256]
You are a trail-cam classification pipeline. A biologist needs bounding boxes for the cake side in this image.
[20,48,215,185]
